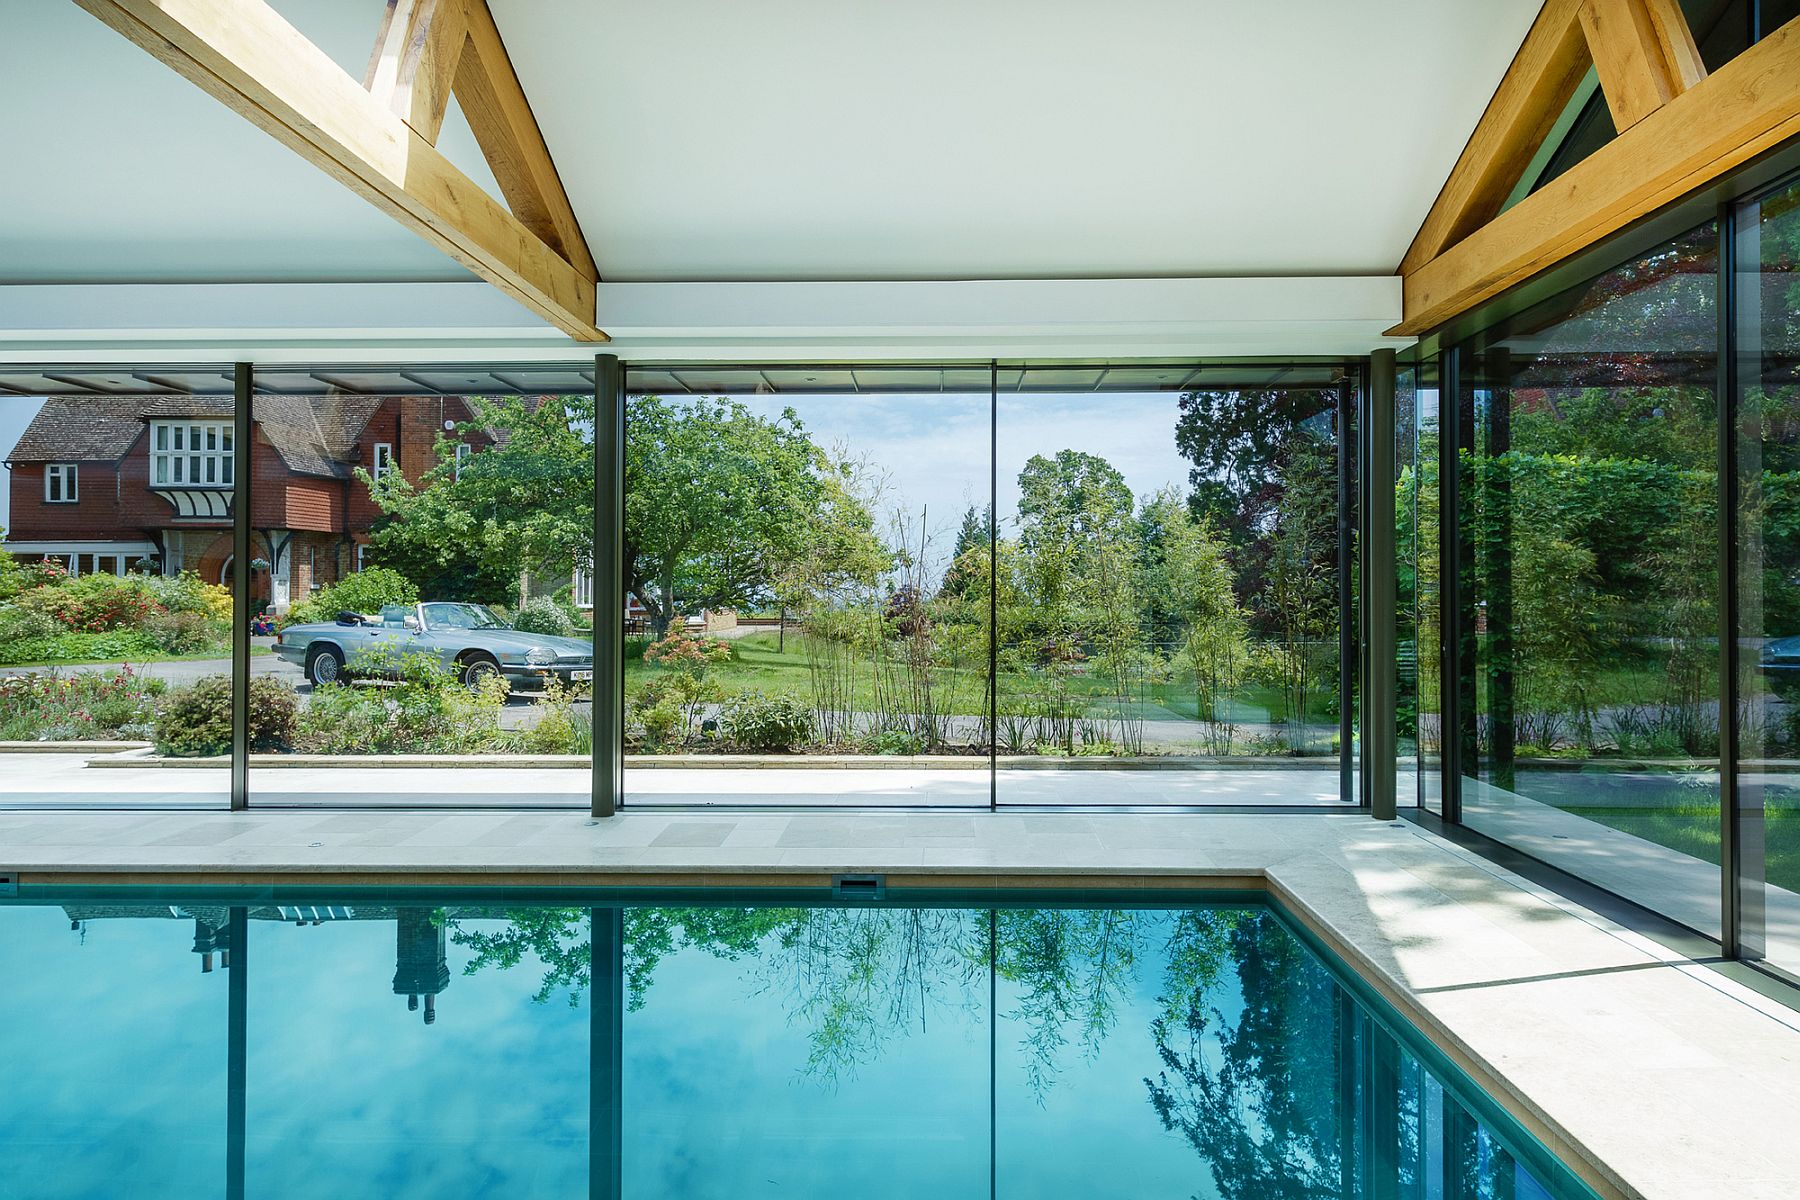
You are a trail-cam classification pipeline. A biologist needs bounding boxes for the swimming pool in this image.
[0,888,1599,1199]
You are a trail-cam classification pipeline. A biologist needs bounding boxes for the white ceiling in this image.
[492,0,1543,282]
[0,1,489,284]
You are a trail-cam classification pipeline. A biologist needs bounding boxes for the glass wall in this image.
[1734,172,1800,975]
[246,366,595,808]
[994,367,1350,807]
[0,367,237,810]
[1456,222,1722,938]
[1,359,1363,813]
[1397,356,1443,811]
[619,365,994,807]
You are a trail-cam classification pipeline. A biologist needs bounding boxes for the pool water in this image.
[0,890,1598,1200]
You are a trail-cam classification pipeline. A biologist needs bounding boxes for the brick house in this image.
[4,393,489,612]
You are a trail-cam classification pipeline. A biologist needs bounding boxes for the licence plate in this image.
[571,670,594,681]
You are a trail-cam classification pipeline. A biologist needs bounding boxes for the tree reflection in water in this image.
[449,903,1554,1198]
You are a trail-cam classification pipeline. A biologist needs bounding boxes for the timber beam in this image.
[1392,0,1797,337]
[74,0,603,341]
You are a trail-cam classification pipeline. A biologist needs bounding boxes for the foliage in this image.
[284,567,419,627]
[627,395,843,633]
[518,677,592,754]
[294,647,507,754]
[0,666,162,741]
[718,689,813,752]
[0,629,162,667]
[511,595,576,638]
[142,610,227,655]
[0,534,22,601]
[153,675,296,757]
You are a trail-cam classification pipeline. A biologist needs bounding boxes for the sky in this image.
[0,389,1198,564]
[739,390,1197,565]
[0,398,43,530]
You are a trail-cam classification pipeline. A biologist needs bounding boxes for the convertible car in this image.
[274,601,595,689]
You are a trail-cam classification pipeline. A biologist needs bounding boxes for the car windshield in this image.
[421,603,505,631]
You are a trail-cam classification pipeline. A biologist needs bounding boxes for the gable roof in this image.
[7,393,391,477]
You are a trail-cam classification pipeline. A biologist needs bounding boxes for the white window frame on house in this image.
[44,463,78,503]
[454,441,471,480]
[354,543,368,572]
[373,442,395,482]
[151,420,234,488]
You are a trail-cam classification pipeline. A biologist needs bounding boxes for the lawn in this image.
[3,646,272,669]
[624,630,1337,727]
[1559,798,1800,894]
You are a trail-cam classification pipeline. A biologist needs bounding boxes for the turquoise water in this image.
[0,890,1596,1200]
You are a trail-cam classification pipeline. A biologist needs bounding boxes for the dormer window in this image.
[151,420,233,488]
[45,463,78,503]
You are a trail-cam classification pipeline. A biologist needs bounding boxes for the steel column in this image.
[230,364,252,810]
[593,355,624,817]
[1367,349,1399,820]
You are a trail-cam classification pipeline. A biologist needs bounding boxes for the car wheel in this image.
[305,644,346,687]
[459,654,502,690]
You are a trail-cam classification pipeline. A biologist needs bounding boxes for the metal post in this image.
[593,355,625,817]
[226,906,247,1200]
[590,906,624,1200]
[989,361,999,811]
[231,364,252,811]
[1440,347,1467,824]
[1367,350,1398,820]
[1338,378,1358,804]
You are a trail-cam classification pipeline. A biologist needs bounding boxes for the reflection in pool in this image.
[0,894,1593,1199]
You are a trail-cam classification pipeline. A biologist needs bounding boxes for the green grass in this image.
[3,646,271,669]
[1558,800,1800,893]
[624,631,1336,726]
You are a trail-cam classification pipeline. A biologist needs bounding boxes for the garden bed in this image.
[81,751,1343,770]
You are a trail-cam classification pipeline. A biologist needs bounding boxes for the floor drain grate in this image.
[832,874,886,901]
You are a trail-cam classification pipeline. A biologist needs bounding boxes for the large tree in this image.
[363,393,853,631]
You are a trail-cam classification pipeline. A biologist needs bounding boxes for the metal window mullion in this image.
[593,355,624,818]
[230,364,251,811]
[1338,377,1357,805]
[1719,205,1743,956]
[989,360,998,812]
[1440,347,1465,824]
[1368,350,1399,820]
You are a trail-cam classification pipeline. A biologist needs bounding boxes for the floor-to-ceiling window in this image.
[1455,222,1723,939]
[243,365,595,808]
[994,366,1353,807]
[619,364,994,808]
[1734,171,1800,976]
[0,366,238,810]
[1396,355,1443,812]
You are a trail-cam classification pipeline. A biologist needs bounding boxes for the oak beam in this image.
[454,0,597,280]
[1398,0,1591,276]
[366,0,468,145]
[1579,0,1703,131]
[1394,17,1800,336]
[74,0,603,341]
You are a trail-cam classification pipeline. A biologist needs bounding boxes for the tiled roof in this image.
[7,393,388,478]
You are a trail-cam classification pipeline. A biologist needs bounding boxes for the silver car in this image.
[274,602,595,689]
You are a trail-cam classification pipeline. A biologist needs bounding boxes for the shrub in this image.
[518,679,592,754]
[27,574,166,632]
[512,596,576,638]
[719,690,812,752]
[642,626,732,673]
[860,729,924,756]
[0,606,59,645]
[141,572,233,622]
[0,667,160,741]
[285,567,418,627]
[294,647,505,754]
[153,675,297,757]
[634,700,685,751]
[0,629,162,667]
[142,610,227,655]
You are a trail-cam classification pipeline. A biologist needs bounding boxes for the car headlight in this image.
[525,647,555,666]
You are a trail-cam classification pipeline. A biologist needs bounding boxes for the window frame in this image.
[43,463,79,504]
[453,441,471,480]
[150,419,234,489]
[372,441,395,483]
